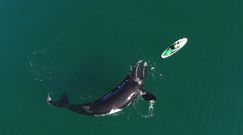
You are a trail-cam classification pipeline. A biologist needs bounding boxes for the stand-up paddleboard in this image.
[161,38,188,59]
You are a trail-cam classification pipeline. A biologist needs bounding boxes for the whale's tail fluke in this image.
[47,92,69,108]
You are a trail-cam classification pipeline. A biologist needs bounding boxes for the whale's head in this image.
[130,60,147,85]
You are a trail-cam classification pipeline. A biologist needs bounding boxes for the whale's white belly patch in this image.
[95,108,122,117]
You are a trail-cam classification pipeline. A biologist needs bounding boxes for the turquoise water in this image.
[1,0,243,135]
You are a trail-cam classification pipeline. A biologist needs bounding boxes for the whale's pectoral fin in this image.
[141,91,156,101]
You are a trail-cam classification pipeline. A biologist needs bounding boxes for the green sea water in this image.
[1,0,243,135]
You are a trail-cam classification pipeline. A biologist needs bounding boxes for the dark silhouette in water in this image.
[47,60,156,116]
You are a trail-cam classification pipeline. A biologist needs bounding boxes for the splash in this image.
[146,61,164,80]
[133,97,156,118]
[147,100,155,117]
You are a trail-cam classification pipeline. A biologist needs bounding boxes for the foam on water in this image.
[27,49,62,82]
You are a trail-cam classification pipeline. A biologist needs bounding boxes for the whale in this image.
[47,60,156,116]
